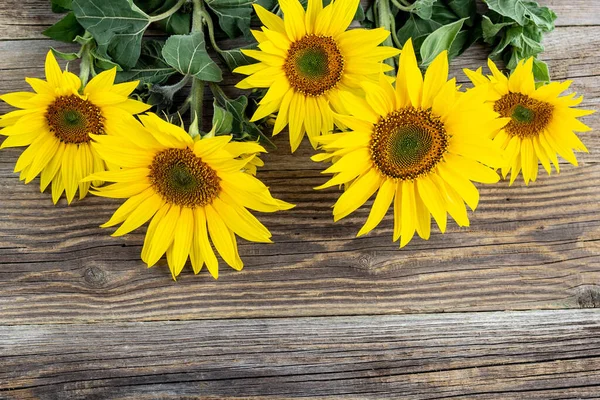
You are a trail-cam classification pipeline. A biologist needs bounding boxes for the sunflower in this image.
[86,113,294,280]
[234,0,399,152]
[0,51,150,204]
[313,39,507,247]
[464,58,594,185]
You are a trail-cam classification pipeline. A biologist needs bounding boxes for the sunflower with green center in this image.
[313,39,508,247]
[464,58,594,185]
[86,113,294,280]
[234,0,399,152]
[0,51,150,204]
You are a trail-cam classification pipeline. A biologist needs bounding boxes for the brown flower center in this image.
[45,95,104,144]
[494,92,554,138]
[283,34,344,96]
[149,148,221,208]
[370,108,448,180]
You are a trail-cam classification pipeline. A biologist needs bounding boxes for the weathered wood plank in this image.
[0,0,597,40]
[0,154,599,323]
[0,2,598,324]
[1,310,599,399]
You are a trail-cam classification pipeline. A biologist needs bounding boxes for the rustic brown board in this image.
[1,310,600,399]
[0,5,599,323]
[0,1,600,398]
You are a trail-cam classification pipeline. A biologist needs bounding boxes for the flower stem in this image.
[148,0,187,23]
[377,0,398,72]
[390,0,413,12]
[78,32,95,88]
[190,75,204,133]
[199,9,224,54]
[189,0,205,133]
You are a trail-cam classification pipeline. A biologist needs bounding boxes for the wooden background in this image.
[0,0,599,398]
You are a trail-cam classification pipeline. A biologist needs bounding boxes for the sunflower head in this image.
[464,58,594,185]
[0,51,150,204]
[234,0,399,152]
[313,39,505,248]
[87,113,294,280]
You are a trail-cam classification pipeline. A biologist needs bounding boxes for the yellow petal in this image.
[253,4,286,34]
[416,175,447,233]
[168,207,194,278]
[399,180,416,248]
[205,204,243,271]
[111,193,163,237]
[84,68,117,96]
[194,207,219,278]
[357,178,395,237]
[305,0,323,33]
[332,168,381,221]
[328,0,359,36]
[396,39,423,108]
[145,205,180,267]
[422,50,449,109]
[280,0,306,41]
[45,51,63,88]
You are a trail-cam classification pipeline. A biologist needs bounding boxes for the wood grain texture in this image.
[0,1,599,398]
[0,1,599,323]
[1,310,600,399]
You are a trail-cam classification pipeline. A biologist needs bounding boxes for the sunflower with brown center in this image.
[0,51,150,204]
[234,0,399,152]
[86,113,294,280]
[313,39,507,247]
[465,58,594,185]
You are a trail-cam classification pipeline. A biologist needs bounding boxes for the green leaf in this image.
[430,2,460,25]
[72,0,151,68]
[50,47,79,61]
[116,40,178,85]
[412,0,436,20]
[396,14,441,50]
[211,86,270,142]
[484,0,556,31]
[212,100,234,136]
[219,45,257,71]
[157,11,191,34]
[42,12,85,43]
[532,58,550,82]
[161,32,223,82]
[205,0,254,39]
[90,48,124,72]
[420,17,467,66]
[447,0,476,21]
[51,0,72,12]
[489,25,523,58]
[141,0,191,34]
[482,15,514,44]
[447,29,469,60]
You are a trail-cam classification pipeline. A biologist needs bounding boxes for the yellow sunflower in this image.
[234,0,399,152]
[0,51,150,204]
[86,113,294,280]
[313,39,507,247]
[464,58,594,185]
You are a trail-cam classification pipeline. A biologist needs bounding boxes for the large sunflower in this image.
[313,39,507,247]
[234,0,399,152]
[0,51,150,204]
[87,113,294,280]
[465,58,594,185]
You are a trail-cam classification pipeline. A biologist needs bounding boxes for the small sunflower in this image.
[0,51,150,204]
[87,113,294,280]
[464,58,594,185]
[234,0,399,152]
[313,39,507,247]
